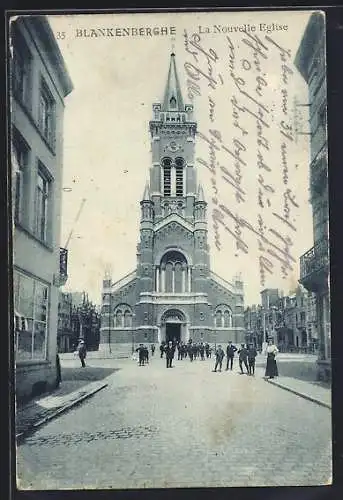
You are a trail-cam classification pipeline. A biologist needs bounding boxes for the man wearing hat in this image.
[165,340,175,368]
[225,341,237,371]
[238,343,249,375]
[247,343,258,376]
[213,345,225,372]
[77,339,87,368]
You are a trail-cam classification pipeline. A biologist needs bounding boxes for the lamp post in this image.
[212,312,217,351]
[131,313,136,354]
[108,292,112,355]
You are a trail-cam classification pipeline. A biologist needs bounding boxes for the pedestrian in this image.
[77,339,87,368]
[225,341,237,371]
[213,345,225,372]
[143,345,149,364]
[264,338,279,379]
[165,340,175,368]
[205,342,210,358]
[181,343,186,360]
[136,343,145,366]
[55,353,62,387]
[160,342,165,358]
[200,342,205,360]
[192,343,197,360]
[177,342,182,360]
[247,343,258,375]
[238,343,249,374]
[151,344,155,356]
[188,342,194,362]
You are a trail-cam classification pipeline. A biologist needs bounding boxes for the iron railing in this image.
[300,238,329,282]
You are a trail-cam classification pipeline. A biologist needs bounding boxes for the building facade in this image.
[11,16,73,399]
[100,54,245,353]
[244,286,318,353]
[294,12,330,380]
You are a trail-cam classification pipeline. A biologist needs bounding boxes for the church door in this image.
[165,323,181,343]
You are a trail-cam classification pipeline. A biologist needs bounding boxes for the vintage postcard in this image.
[11,9,331,489]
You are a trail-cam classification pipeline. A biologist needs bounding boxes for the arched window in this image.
[174,262,183,293]
[169,96,176,109]
[159,250,188,293]
[162,158,172,196]
[124,310,132,327]
[223,309,232,328]
[215,306,232,328]
[215,310,222,328]
[115,309,122,327]
[165,262,173,293]
[114,305,133,328]
[175,157,184,197]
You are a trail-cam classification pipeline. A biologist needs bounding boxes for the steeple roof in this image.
[142,182,151,201]
[197,184,206,202]
[162,53,184,112]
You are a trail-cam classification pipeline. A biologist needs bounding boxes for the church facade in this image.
[99,54,245,353]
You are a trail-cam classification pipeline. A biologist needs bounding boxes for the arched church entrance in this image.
[161,309,187,344]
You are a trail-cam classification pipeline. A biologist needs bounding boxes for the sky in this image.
[47,10,321,306]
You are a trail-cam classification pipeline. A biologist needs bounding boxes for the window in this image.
[13,271,49,361]
[12,131,29,223]
[215,306,233,328]
[115,309,122,327]
[35,164,51,242]
[165,262,173,293]
[215,310,222,328]
[224,310,232,328]
[170,96,177,109]
[175,158,184,197]
[38,79,55,148]
[159,250,188,293]
[114,306,132,327]
[124,310,132,327]
[12,30,32,107]
[162,158,172,196]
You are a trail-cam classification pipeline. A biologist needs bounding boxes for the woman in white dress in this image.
[265,339,279,378]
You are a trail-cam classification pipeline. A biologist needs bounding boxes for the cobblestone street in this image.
[17,354,332,489]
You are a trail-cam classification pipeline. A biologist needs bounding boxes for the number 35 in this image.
[56,32,66,40]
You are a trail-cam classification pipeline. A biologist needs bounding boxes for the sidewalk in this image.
[266,376,331,409]
[16,379,109,441]
[16,360,120,441]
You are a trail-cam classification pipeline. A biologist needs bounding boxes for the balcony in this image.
[54,247,68,287]
[299,239,329,292]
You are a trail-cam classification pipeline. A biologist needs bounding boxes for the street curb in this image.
[266,379,331,409]
[16,382,108,442]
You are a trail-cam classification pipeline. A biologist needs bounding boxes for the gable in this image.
[154,220,193,244]
[154,213,194,234]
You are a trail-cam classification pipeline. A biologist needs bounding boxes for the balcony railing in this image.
[300,239,329,290]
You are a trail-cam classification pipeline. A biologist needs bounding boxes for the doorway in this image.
[166,323,181,343]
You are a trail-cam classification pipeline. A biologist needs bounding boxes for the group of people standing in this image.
[213,339,279,378]
[135,343,157,366]
[160,339,214,365]
[136,337,279,377]
[212,342,257,375]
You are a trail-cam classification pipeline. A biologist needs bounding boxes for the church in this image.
[99,53,245,353]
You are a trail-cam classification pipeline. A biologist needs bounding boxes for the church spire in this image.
[162,53,184,111]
